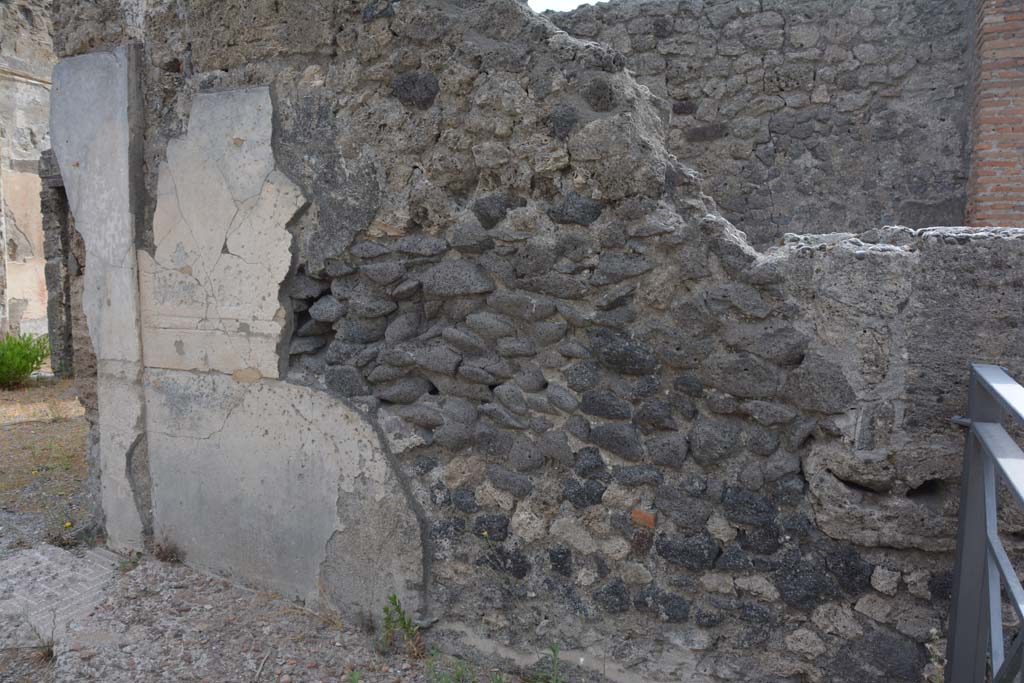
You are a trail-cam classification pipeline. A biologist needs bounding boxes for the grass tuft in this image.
[0,334,50,389]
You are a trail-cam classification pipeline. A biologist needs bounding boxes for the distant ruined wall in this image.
[549,0,973,245]
[49,1,1024,682]
[0,0,55,335]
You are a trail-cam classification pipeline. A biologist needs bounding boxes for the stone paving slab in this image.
[0,544,119,646]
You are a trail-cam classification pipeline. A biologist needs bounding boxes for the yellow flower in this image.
[481,530,489,537]
[31,470,39,475]
[63,521,72,528]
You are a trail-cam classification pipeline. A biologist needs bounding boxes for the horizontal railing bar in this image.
[974,364,1024,425]
[994,630,1024,683]
[975,422,1024,509]
[989,535,1024,622]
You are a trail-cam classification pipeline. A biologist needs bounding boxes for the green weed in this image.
[0,333,50,389]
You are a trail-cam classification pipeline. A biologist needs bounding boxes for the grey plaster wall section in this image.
[144,369,424,614]
[50,45,146,553]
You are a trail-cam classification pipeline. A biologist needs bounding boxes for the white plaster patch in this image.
[144,369,423,613]
[140,87,305,379]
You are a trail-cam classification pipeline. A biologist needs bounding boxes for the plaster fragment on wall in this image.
[144,368,424,614]
[139,87,306,379]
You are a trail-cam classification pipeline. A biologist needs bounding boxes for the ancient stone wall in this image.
[548,0,973,245]
[47,1,1024,682]
[0,0,55,335]
[39,149,74,376]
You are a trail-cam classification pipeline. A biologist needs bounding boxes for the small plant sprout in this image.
[381,593,424,658]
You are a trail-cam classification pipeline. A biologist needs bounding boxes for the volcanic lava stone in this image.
[563,477,607,508]
[536,431,573,465]
[634,399,676,431]
[509,437,545,472]
[634,585,690,623]
[549,547,573,577]
[547,384,579,412]
[580,390,633,420]
[654,484,712,531]
[655,532,721,570]
[772,550,838,610]
[325,365,370,397]
[825,628,927,683]
[374,376,433,404]
[825,544,874,594]
[574,447,607,478]
[646,433,689,469]
[452,488,479,513]
[587,327,657,375]
[487,465,533,498]
[473,514,510,541]
[391,71,440,109]
[737,526,781,555]
[593,579,630,613]
[430,518,465,541]
[308,295,347,322]
[565,361,601,392]
[583,77,616,112]
[479,547,531,579]
[547,104,579,140]
[421,261,495,298]
[689,416,742,466]
[393,234,448,256]
[547,192,604,226]
[674,373,704,397]
[565,415,591,440]
[716,545,754,571]
[722,487,777,527]
[612,465,664,487]
[588,423,644,461]
[471,193,527,230]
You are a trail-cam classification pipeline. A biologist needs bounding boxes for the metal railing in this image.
[947,364,1024,682]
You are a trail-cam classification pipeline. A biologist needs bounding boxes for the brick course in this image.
[968,0,1024,226]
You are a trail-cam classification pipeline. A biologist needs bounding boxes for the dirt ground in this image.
[0,377,91,550]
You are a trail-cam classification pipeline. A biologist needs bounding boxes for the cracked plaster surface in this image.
[143,367,424,612]
[139,86,305,379]
[50,45,146,552]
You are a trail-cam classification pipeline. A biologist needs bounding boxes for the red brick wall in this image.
[968,0,1024,226]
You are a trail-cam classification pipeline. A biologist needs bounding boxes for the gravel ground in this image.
[52,560,434,683]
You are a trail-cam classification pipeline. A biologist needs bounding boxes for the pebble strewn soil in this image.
[54,561,433,683]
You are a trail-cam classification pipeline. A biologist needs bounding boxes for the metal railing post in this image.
[947,368,1004,682]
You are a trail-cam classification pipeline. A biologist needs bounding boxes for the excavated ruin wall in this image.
[549,0,973,246]
[0,0,55,334]
[49,1,1024,681]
